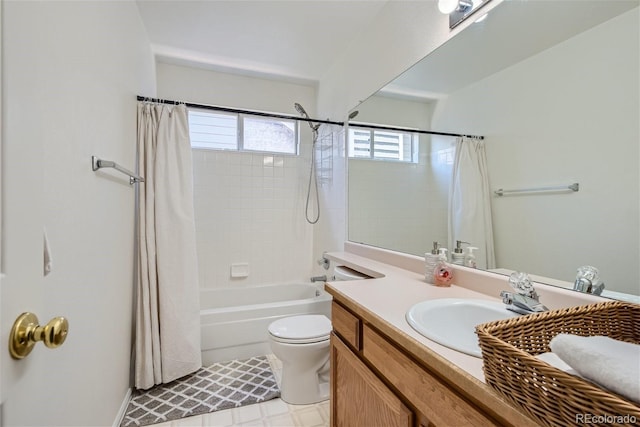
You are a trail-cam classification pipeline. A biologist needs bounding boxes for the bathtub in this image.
[200,283,332,365]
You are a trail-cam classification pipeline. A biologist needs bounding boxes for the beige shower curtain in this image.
[135,102,201,390]
[448,137,496,270]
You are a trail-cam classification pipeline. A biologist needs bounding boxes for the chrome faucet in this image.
[500,272,548,315]
[573,266,605,295]
[310,275,328,283]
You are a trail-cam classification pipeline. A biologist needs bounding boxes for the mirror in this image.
[348,1,639,299]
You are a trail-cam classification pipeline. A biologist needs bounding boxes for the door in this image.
[0,0,57,422]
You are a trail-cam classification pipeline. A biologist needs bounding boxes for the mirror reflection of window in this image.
[436,146,455,166]
[348,127,417,163]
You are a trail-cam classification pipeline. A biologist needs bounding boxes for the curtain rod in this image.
[348,122,484,140]
[137,96,344,127]
[137,96,485,140]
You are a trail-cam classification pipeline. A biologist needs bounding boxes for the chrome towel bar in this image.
[91,156,144,185]
[494,182,579,197]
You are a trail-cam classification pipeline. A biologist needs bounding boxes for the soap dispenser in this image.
[424,241,440,284]
[464,247,478,268]
[433,248,453,287]
[451,240,469,265]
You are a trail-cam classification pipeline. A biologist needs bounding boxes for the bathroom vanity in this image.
[328,298,534,426]
[324,246,606,427]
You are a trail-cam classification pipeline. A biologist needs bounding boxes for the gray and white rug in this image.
[121,356,280,427]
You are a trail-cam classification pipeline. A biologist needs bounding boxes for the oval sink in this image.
[406,298,518,357]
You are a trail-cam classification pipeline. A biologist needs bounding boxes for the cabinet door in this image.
[331,333,413,427]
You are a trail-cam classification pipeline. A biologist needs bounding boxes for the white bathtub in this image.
[200,283,332,365]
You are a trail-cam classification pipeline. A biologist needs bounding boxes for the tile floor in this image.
[150,354,329,427]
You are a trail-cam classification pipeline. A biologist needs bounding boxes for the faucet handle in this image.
[508,272,539,300]
[317,254,330,270]
[576,265,599,282]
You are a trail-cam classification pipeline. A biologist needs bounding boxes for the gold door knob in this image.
[9,312,69,359]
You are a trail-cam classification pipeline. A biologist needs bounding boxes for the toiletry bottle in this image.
[464,247,478,268]
[433,248,453,287]
[439,247,449,262]
[451,240,468,265]
[424,241,440,284]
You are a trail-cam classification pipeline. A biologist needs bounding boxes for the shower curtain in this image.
[135,102,201,390]
[448,137,496,270]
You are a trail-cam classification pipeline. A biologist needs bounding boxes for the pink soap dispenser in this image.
[433,248,454,287]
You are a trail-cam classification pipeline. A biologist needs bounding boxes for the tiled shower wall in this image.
[192,149,314,288]
[347,136,452,257]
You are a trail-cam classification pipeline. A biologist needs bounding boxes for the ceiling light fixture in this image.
[438,0,472,15]
[438,0,492,29]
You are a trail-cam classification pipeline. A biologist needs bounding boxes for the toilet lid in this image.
[268,315,332,341]
[334,265,369,281]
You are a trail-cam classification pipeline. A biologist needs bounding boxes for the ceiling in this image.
[135,0,388,86]
[377,0,639,100]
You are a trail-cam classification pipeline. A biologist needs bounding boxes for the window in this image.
[348,127,417,163]
[188,109,298,155]
[189,110,238,150]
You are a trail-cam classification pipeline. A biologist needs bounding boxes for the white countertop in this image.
[324,247,609,383]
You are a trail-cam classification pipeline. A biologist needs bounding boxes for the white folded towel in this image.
[535,352,582,377]
[549,334,640,404]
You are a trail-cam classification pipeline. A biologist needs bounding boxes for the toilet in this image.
[268,314,332,404]
[268,267,368,404]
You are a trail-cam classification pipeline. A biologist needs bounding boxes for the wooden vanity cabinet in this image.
[331,334,413,427]
[330,300,531,427]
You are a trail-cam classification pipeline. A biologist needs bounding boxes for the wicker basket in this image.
[476,301,640,426]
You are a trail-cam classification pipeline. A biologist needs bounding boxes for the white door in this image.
[0,0,66,423]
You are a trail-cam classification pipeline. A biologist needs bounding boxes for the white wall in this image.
[431,10,639,294]
[3,1,155,426]
[156,63,318,287]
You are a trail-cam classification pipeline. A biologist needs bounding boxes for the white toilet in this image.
[268,314,332,404]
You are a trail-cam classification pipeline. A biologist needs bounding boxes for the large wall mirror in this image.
[348,0,639,299]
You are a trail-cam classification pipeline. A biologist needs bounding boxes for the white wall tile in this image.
[192,150,315,287]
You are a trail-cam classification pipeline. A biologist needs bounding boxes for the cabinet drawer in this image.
[332,302,361,350]
[362,325,496,427]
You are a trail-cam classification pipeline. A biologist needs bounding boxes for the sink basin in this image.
[406,298,518,357]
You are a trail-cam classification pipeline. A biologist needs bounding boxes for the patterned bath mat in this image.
[120,356,280,427]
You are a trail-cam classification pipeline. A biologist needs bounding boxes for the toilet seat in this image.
[268,315,331,344]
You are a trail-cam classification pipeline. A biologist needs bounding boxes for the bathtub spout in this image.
[310,275,327,283]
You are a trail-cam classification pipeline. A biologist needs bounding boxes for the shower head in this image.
[294,102,310,119]
[348,110,359,120]
[294,102,319,131]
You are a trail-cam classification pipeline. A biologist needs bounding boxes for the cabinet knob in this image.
[9,312,69,359]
